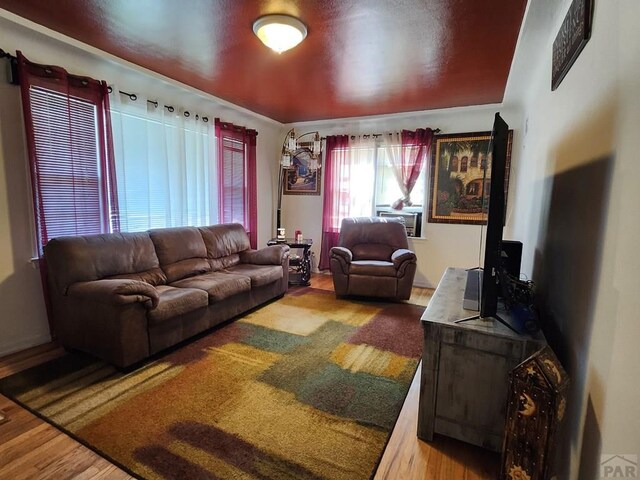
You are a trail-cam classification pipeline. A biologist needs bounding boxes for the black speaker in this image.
[500,240,522,277]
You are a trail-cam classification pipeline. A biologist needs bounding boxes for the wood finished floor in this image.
[0,274,498,479]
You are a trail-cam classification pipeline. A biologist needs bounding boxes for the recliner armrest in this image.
[330,246,353,263]
[67,279,160,309]
[392,249,416,269]
[239,245,290,265]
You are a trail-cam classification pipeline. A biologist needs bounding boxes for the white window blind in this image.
[29,86,105,252]
[219,136,247,225]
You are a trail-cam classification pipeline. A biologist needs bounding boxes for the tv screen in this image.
[479,112,509,318]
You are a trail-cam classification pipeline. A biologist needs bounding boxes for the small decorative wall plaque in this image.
[551,0,594,91]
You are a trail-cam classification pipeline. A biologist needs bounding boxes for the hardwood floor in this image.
[373,363,499,480]
[0,344,134,480]
[312,273,499,480]
[0,274,498,479]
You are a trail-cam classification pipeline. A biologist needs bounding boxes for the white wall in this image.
[0,12,283,356]
[0,72,51,354]
[507,1,640,478]
[283,105,523,288]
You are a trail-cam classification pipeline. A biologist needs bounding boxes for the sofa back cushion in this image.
[149,227,210,283]
[44,232,165,293]
[209,254,241,271]
[198,224,250,270]
[339,217,409,261]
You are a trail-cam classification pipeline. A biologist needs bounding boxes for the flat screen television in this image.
[480,112,509,318]
[460,112,515,331]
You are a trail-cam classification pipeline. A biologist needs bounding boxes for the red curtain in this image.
[319,135,349,270]
[215,118,258,249]
[17,51,120,256]
[391,128,434,210]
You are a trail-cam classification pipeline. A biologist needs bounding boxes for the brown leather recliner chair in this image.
[330,217,417,300]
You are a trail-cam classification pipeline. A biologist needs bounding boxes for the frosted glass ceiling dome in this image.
[253,15,308,54]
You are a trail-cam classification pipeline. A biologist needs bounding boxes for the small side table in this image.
[267,238,313,286]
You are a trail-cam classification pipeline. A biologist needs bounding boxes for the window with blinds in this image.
[219,136,248,226]
[28,86,106,253]
[215,118,256,248]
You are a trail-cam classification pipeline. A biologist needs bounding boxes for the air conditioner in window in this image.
[377,210,421,237]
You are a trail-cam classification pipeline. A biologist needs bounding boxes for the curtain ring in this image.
[119,91,137,101]
[184,111,190,118]
[107,86,113,93]
[203,117,209,123]
[166,105,174,113]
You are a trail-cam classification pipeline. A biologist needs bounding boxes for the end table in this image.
[267,238,313,286]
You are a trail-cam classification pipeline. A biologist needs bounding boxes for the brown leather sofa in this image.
[330,217,417,300]
[43,224,289,368]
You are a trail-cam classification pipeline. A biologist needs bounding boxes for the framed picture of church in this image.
[282,143,322,196]
[428,130,513,225]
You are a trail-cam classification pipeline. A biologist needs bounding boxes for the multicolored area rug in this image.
[0,288,425,480]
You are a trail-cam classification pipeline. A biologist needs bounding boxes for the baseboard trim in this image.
[0,332,52,358]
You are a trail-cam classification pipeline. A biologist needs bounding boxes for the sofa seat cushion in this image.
[170,272,251,303]
[148,285,208,324]
[224,264,283,287]
[350,260,397,277]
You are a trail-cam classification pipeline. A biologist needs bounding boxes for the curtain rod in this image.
[319,128,441,141]
[107,86,209,122]
[1,48,202,122]
[0,48,206,123]
[0,48,19,85]
[0,48,16,61]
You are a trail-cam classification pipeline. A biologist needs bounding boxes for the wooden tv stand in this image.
[417,267,545,451]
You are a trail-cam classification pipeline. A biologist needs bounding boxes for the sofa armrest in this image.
[67,279,160,309]
[330,247,352,276]
[239,245,290,265]
[392,249,416,269]
[330,247,353,264]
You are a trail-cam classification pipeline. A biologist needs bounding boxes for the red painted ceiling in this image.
[0,0,527,123]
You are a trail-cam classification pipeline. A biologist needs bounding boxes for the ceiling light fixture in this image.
[253,14,307,54]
